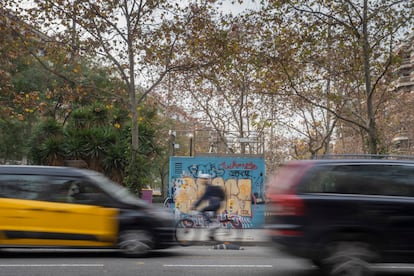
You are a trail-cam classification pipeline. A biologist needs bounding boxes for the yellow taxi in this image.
[0,165,175,256]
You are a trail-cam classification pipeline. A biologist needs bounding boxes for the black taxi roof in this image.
[0,165,97,177]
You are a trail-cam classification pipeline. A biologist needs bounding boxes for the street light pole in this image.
[169,130,176,156]
[188,132,194,157]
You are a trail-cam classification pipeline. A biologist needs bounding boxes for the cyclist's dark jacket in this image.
[193,184,225,212]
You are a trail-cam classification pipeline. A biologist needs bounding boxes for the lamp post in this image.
[188,132,194,157]
[169,130,176,156]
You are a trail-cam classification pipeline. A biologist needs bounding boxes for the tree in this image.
[261,0,414,154]
[17,0,222,192]
[281,100,338,159]
[2,3,171,191]
[0,8,57,162]
[160,8,274,155]
[0,119,27,163]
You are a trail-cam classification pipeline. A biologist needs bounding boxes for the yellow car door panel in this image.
[0,198,118,247]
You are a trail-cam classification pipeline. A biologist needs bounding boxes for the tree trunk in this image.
[362,0,378,154]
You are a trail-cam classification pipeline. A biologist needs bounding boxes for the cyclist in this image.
[192,173,225,240]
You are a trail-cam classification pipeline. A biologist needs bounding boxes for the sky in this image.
[220,0,262,14]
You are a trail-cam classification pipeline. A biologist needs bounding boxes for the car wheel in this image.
[118,229,154,257]
[321,241,376,276]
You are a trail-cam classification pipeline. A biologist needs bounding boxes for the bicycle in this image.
[163,196,172,208]
[175,210,244,246]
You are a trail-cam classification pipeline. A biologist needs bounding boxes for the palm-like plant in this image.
[63,128,88,160]
[69,108,93,129]
[28,101,165,194]
[91,103,108,127]
[29,119,64,165]
[39,137,65,166]
[102,143,127,184]
[63,105,126,181]
[84,127,116,172]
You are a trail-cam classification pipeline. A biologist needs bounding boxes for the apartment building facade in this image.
[391,33,414,154]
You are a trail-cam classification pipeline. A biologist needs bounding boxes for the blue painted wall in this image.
[169,156,266,228]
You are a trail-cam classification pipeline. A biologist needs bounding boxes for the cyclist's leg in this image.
[207,209,221,241]
[200,206,214,222]
[197,209,215,241]
[201,201,222,241]
[203,200,221,220]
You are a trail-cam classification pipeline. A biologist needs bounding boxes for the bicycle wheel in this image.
[175,218,196,246]
[214,219,244,243]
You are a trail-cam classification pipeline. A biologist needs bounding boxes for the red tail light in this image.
[266,161,314,216]
[271,194,305,216]
[268,229,303,236]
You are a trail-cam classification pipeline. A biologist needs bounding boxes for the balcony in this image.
[399,59,413,69]
[397,76,414,88]
[391,136,413,154]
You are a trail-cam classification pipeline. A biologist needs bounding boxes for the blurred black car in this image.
[265,159,414,275]
[0,165,176,257]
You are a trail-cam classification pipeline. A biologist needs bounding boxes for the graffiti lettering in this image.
[229,170,251,177]
[187,163,225,178]
[220,161,257,170]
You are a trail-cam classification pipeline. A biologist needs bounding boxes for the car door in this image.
[0,174,54,245]
[347,164,414,259]
[375,165,414,258]
[0,174,119,247]
[41,177,119,247]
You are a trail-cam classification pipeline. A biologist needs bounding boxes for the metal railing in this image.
[169,129,265,157]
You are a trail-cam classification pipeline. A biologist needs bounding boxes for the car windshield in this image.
[89,173,147,206]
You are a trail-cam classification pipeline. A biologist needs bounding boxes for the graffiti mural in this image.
[169,156,266,228]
